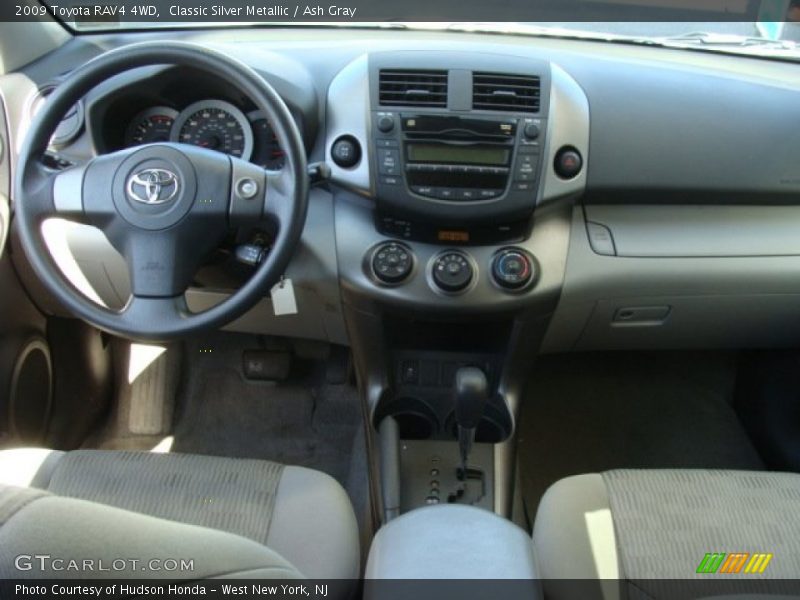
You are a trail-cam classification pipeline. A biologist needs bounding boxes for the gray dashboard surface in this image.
[585,205,800,257]
[10,28,800,208]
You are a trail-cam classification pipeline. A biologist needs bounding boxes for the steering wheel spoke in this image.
[18,159,71,222]
[120,294,193,337]
[263,168,297,226]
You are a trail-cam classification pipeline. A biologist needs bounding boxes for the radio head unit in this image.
[373,111,545,226]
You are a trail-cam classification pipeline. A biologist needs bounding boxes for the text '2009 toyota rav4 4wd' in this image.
[0,2,800,599]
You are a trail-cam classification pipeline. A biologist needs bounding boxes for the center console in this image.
[326,50,589,524]
[365,504,541,586]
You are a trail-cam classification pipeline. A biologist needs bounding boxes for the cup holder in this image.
[375,396,439,440]
[445,402,512,444]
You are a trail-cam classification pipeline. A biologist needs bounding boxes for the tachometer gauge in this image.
[124,107,178,147]
[248,111,286,170]
[171,100,253,159]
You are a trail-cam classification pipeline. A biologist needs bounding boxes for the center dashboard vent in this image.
[379,69,448,108]
[472,73,541,113]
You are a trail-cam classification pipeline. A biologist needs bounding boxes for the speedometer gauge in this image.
[171,100,253,159]
[124,107,178,147]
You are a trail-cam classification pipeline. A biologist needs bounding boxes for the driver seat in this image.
[0,448,360,581]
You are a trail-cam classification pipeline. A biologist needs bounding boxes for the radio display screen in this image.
[407,144,510,166]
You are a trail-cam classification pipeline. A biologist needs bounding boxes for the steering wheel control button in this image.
[492,249,534,290]
[372,242,414,285]
[332,136,361,168]
[236,177,259,199]
[555,147,583,179]
[432,252,474,293]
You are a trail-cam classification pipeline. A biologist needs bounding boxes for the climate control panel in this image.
[367,242,536,296]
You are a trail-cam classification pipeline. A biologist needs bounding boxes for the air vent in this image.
[472,73,541,113]
[379,70,448,108]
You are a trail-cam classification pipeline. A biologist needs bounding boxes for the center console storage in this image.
[365,504,541,584]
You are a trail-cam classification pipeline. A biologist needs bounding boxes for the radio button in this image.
[488,167,509,175]
[518,145,539,155]
[378,148,400,175]
[411,185,435,197]
[435,188,456,200]
[459,189,477,200]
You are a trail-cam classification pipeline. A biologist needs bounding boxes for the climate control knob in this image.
[432,252,473,293]
[492,249,534,290]
[372,242,413,284]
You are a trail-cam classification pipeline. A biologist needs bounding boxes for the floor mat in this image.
[170,335,362,487]
[517,351,765,524]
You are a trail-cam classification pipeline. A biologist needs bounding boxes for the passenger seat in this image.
[533,469,800,598]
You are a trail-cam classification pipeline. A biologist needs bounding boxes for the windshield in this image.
[36,0,800,60]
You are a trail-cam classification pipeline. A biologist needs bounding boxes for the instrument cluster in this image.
[123,99,285,169]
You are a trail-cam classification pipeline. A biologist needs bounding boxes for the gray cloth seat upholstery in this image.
[533,469,800,600]
[0,448,360,581]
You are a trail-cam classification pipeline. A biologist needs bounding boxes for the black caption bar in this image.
[2,0,798,23]
[4,579,800,599]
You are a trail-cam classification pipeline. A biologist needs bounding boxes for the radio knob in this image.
[492,249,534,290]
[432,252,473,293]
[523,122,540,140]
[377,116,395,133]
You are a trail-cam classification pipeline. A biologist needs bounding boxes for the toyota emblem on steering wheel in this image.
[126,168,180,205]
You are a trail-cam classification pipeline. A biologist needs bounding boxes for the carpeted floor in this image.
[170,336,362,488]
[87,333,369,547]
[517,351,765,524]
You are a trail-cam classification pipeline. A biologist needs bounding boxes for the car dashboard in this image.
[1,27,800,355]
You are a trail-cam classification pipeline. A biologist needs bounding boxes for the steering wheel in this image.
[14,42,308,341]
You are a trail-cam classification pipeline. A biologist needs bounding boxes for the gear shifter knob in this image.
[454,367,488,471]
[455,367,489,428]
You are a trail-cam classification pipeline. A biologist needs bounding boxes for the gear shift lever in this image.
[454,367,488,473]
